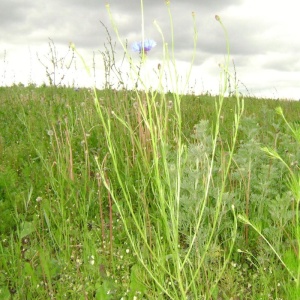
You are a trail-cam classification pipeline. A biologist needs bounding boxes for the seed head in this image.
[36,196,43,202]
[47,129,53,136]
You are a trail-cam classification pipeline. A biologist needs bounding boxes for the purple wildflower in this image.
[131,39,157,54]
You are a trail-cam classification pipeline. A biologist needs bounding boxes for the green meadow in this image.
[1,5,300,299]
[1,85,300,299]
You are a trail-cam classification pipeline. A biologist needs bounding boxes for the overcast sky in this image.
[1,0,299,99]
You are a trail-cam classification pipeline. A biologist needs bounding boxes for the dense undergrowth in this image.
[1,84,300,299]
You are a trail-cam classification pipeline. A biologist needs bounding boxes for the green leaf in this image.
[283,249,298,275]
[128,264,147,298]
[20,221,35,239]
[0,285,11,300]
[95,280,115,300]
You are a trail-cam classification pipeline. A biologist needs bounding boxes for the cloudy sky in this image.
[1,0,299,99]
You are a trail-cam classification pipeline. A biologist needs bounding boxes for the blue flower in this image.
[131,39,157,54]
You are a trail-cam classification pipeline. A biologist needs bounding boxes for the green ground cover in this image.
[1,84,300,299]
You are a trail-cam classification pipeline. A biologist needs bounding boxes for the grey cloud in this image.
[262,56,300,72]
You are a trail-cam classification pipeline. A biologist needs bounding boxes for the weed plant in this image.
[1,1,300,299]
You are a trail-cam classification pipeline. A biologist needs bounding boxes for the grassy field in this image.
[1,84,300,299]
[1,4,300,298]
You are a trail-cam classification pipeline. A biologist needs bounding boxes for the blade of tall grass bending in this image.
[215,15,230,96]
[140,0,145,59]
[276,106,300,144]
[238,214,297,283]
